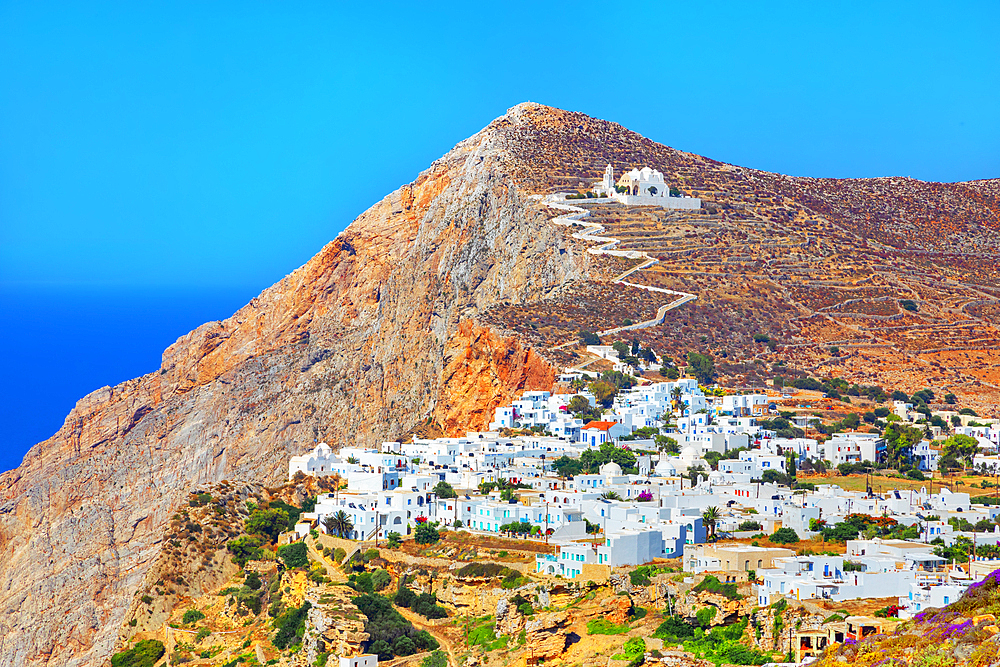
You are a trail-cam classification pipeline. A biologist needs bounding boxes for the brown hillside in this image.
[484,104,1000,410]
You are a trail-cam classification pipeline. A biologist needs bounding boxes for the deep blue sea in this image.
[0,285,260,474]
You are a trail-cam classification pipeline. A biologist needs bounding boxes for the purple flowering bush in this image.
[812,569,1000,667]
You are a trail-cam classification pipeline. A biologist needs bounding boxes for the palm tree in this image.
[702,506,720,542]
[346,456,360,464]
[601,491,623,501]
[324,510,354,539]
[670,387,684,417]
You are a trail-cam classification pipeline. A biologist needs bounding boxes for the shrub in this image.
[353,594,439,658]
[111,639,166,667]
[696,606,717,627]
[182,609,205,624]
[394,583,416,608]
[738,520,762,531]
[414,521,441,545]
[349,572,375,594]
[272,601,312,649]
[613,637,647,660]
[587,618,630,635]
[629,567,653,587]
[652,615,694,640]
[693,575,741,600]
[501,570,529,589]
[244,571,262,590]
[422,650,448,667]
[769,528,800,544]
[333,547,347,563]
[195,627,210,643]
[455,562,519,579]
[277,542,308,569]
[227,535,263,567]
[246,507,290,543]
[372,568,392,591]
[190,492,213,507]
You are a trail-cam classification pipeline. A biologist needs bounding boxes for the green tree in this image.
[277,541,308,568]
[245,507,290,543]
[883,423,924,468]
[385,531,402,548]
[688,464,706,486]
[182,609,205,624]
[655,435,679,455]
[580,442,637,474]
[685,352,716,385]
[227,535,262,567]
[590,381,618,407]
[670,386,684,416]
[601,491,623,501]
[612,341,630,357]
[432,481,457,499]
[371,568,392,591]
[942,434,980,469]
[786,453,797,479]
[551,455,585,477]
[578,330,600,346]
[414,521,441,545]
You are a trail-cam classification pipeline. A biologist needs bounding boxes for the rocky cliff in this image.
[0,103,588,667]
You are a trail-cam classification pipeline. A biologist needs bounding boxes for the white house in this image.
[580,421,627,447]
[341,655,377,667]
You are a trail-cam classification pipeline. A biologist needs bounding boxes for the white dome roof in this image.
[600,461,622,476]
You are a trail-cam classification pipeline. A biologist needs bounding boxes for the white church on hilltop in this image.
[592,164,701,210]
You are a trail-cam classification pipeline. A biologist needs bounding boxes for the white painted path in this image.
[540,195,697,351]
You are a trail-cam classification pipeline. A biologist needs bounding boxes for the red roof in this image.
[582,421,617,431]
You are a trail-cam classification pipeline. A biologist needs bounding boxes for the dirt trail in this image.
[396,606,461,667]
[306,536,348,583]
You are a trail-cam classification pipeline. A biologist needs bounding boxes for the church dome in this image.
[599,461,622,476]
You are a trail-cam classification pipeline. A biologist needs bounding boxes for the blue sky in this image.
[1,1,998,469]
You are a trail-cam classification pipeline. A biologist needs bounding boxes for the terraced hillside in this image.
[486,105,1000,412]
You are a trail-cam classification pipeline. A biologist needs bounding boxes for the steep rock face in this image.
[435,321,557,434]
[0,103,588,667]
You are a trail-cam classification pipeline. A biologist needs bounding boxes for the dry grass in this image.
[810,472,1000,497]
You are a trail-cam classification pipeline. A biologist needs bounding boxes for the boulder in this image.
[606,594,634,625]
[525,611,570,660]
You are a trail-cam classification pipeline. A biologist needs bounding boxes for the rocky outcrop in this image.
[304,585,368,664]
[524,611,570,660]
[674,589,752,627]
[494,597,526,636]
[605,594,634,625]
[0,103,591,667]
[436,322,556,433]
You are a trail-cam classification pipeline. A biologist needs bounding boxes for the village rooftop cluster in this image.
[288,367,1000,623]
